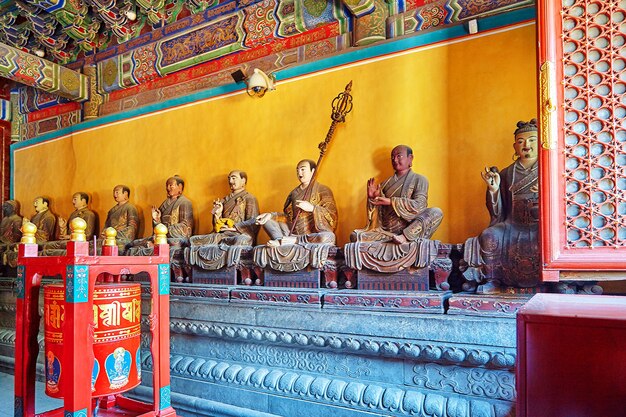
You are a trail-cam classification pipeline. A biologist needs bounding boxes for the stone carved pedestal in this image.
[448,293,532,317]
[357,267,429,291]
[253,245,340,289]
[188,247,259,285]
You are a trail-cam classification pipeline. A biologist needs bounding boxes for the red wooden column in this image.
[13,241,40,417]
[0,80,11,203]
[62,240,95,417]
[538,0,626,278]
[152,224,176,416]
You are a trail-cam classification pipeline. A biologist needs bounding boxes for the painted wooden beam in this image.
[0,42,89,101]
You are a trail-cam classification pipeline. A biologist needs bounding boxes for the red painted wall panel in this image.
[517,293,626,417]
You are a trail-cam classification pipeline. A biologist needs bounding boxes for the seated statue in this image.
[344,145,443,273]
[254,159,338,272]
[5,196,56,267]
[0,200,22,266]
[186,170,259,271]
[96,185,140,254]
[464,119,540,293]
[126,176,193,281]
[42,192,98,256]
[29,196,57,244]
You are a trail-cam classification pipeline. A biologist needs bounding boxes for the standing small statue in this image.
[42,192,98,255]
[186,170,259,271]
[126,175,193,281]
[98,185,140,253]
[0,200,22,268]
[344,145,443,272]
[254,159,338,271]
[464,119,540,293]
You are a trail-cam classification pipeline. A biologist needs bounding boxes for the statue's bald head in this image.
[2,200,18,217]
[391,145,414,175]
[391,145,413,157]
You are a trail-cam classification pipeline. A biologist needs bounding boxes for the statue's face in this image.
[391,146,413,173]
[113,187,128,204]
[296,161,314,185]
[72,193,86,209]
[33,198,47,213]
[166,178,183,198]
[513,131,538,161]
[228,172,246,192]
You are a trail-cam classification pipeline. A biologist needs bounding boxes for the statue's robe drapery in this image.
[464,160,540,288]
[186,190,259,271]
[254,182,338,272]
[344,170,443,273]
[126,195,193,277]
[99,202,140,254]
[0,214,22,245]
[42,208,98,255]
[32,209,56,244]
[266,182,337,244]
[0,212,22,266]
[6,209,56,267]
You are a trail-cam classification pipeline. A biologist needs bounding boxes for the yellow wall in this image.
[13,23,537,245]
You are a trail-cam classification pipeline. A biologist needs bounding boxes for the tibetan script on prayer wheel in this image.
[43,283,142,398]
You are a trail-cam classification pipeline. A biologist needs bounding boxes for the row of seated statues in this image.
[2,120,540,293]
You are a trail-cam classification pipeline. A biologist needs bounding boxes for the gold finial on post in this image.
[104,227,117,247]
[20,222,37,244]
[69,217,87,242]
[154,223,168,245]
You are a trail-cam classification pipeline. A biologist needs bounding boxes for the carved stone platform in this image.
[230,287,324,308]
[357,267,429,291]
[191,265,238,286]
[324,290,451,314]
[264,267,326,288]
[447,293,532,317]
[169,284,231,303]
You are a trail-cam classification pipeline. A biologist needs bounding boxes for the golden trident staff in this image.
[289,81,353,235]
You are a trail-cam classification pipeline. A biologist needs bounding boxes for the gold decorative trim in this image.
[539,60,556,150]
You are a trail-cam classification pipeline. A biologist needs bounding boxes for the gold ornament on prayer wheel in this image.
[43,283,142,398]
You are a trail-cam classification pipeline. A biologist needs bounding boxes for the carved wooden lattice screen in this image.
[539,0,626,279]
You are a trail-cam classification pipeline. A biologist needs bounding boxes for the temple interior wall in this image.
[12,23,537,244]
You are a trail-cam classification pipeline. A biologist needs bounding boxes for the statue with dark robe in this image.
[186,170,259,271]
[464,119,540,293]
[126,176,193,281]
[0,200,22,266]
[344,145,443,273]
[30,196,57,244]
[254,159,338,272]
[5,196,56,267]
[42,192,98,256]
[98,185,140,253]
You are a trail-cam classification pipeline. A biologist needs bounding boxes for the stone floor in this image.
[0,372,63,417]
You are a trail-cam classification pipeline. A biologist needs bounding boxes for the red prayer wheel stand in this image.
[14,241,178,417]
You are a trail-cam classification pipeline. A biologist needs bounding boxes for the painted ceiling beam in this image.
[0,42,89,101]
[340,0,375,17]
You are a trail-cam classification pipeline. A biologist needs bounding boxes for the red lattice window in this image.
[539,0,626,274]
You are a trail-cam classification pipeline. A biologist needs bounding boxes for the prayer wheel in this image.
[43,282,142,398]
